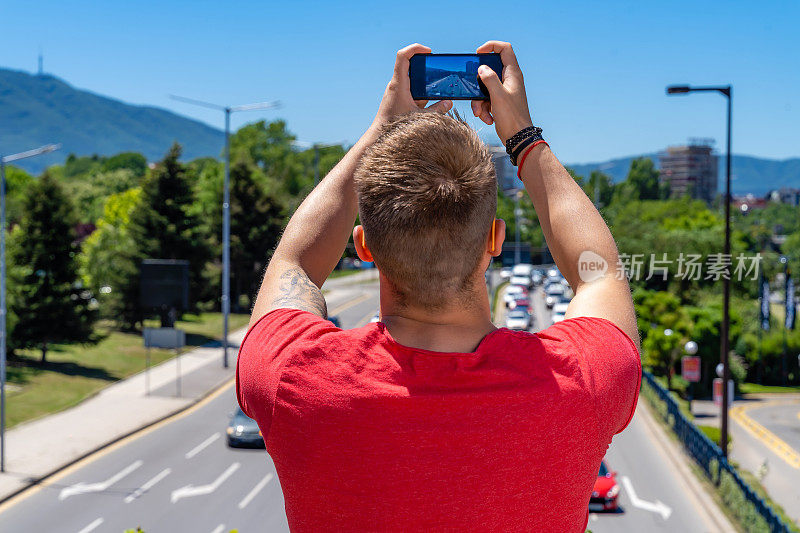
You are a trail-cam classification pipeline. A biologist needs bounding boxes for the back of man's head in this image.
[354,112,497,310]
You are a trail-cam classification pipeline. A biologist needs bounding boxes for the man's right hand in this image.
[471,41,533,144]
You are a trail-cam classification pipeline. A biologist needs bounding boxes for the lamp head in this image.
[666,85,691,95]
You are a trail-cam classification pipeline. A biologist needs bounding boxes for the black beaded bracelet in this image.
[505,126,543,156]
[509,133,544,166]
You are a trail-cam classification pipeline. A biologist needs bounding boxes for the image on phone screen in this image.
[410,54,503,100]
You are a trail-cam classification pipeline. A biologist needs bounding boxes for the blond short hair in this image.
[354,112,496,309]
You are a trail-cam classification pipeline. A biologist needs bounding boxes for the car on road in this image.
[552,299,569,323]
[500,267,513,280]
[227,407,265,448]
[510,275,532,288]
[590,461,620,512]
[504,285,527,307]
[544,283,565,308]
[505,309,531,331]
[531,270,543,286]
[510,296,531,311]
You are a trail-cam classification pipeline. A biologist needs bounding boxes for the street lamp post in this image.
[0,143,61,472]
[170,96,279,369]
[667,84,732,456]
[291,141,342,186]
[514,190,523,265]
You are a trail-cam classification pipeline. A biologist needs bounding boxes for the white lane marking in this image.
[171,462,240,503]
[210,525,225,533]
[76,517,104,533]
[59,460,143,500]
[238,473,274,509]
[125,467,172,503]
[185,432,221,459]
[621,476,672,520]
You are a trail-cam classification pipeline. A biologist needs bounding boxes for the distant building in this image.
[659,141,718,204]
[490,145,522,193]
[465,61,479,77]
[769,187,800,206]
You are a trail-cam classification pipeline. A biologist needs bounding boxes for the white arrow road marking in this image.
[125,467,171,503]
[185,432,221,459]
[59,460,143,500]
[77,517,104,533]
[621,476,672,520]
[238,473,274,509]
[210,525,226,533]
[171,462,240,503]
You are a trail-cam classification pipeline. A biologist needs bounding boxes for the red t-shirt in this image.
[236,309,640,532]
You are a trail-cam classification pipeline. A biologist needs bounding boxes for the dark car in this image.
[589,461,620,512]
[226,407,265,448]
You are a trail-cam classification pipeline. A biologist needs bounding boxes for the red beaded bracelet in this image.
[516,140,549,178]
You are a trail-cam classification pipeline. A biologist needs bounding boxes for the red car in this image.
[511,297,531,311]
[589,461,620,512]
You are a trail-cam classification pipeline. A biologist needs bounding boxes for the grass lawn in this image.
[326,269,363,279]
[739,382,800,394]
[5,312,249,429]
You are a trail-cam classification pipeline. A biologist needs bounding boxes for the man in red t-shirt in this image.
[237,41,640,532]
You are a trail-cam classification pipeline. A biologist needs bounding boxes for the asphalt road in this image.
[495,280,725,532]
[0,277,725,532]
[426,73,479,98]
[0,282,379,533]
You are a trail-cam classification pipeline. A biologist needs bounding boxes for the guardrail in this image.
[641,370,791,532]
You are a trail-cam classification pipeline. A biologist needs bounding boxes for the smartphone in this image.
[409,53,503,100]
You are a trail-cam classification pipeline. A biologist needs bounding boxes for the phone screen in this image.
[409,53,503,100]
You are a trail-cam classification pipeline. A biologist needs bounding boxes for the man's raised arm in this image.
[249,44,452,327]
[472,41,639,347]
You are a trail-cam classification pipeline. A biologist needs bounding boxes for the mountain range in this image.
[0,68,223,174]
[567,153,800,197]
[0,67,797,195]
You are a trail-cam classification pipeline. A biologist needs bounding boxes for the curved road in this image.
[0,279,729,532]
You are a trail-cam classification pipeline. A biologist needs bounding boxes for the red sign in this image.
[713,378,734,407]
[681,356,701,383]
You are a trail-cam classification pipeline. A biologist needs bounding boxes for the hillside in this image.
[567,153,800,197]
[0,68,224,173]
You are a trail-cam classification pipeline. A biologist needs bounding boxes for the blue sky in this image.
[1,0,798,164]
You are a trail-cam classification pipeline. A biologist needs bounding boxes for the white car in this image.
[503,285,527,306]
[544,284,565,308]
[552,313,566,323]
[500,267,513,280]
[505,310,531,331]
[510,275,531,288]
[512,264,535,277]
[552,301,569,317]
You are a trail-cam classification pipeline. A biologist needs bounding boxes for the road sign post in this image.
[681,355,701,413]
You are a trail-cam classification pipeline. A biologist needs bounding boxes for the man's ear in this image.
[488,218,506,257]
[353,225,374,262]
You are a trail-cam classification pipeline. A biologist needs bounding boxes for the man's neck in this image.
[377,274,496,353]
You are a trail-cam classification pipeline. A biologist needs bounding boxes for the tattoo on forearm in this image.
[271,267,328,318]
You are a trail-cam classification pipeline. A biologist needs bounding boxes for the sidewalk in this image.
[0,285,363,503]
[693,395,800,526]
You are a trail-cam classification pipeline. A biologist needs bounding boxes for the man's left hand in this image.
[371,43,453,131]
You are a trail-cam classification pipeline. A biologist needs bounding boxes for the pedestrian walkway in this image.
[0,285,365,503]
[693,394,800,526]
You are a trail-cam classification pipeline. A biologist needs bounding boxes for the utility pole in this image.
[170,95,279,368]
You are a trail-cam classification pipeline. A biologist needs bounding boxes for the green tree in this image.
[9,173,97,361]
[581,170,615,208]
[101,152,147,178]
[80,188,143,328]
[206,160,285,310]
[2,165,35,224]
[129,143,212,310]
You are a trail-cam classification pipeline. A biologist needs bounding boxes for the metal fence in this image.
[641,370,791,533]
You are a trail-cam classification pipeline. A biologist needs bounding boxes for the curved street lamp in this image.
[667,83,733,456]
